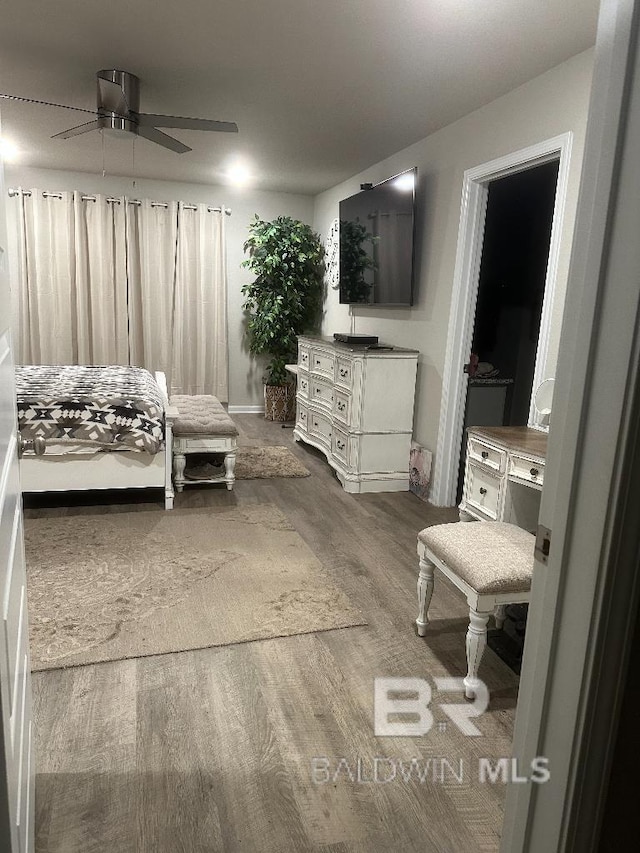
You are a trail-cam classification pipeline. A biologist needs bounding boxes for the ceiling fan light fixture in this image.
[1,69,238,155]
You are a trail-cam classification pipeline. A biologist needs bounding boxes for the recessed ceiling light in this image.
[0,137,19,162]
[225,162,251,187]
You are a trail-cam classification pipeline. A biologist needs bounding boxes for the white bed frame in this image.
[19,371,179,510]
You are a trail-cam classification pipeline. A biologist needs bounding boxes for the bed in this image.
[16,365,178,509]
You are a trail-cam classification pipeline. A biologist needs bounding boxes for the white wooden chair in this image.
[416,521,535,698]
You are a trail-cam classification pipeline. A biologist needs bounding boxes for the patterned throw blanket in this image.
[16,365,165,454]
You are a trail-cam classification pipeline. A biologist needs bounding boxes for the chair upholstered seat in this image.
[416,520,536,698]
[170,395,239,437]
[418,521,534,594]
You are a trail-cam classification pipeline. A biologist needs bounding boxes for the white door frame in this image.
[430,132,573,507]
[502,0,640,848]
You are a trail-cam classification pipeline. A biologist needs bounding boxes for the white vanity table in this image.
[459,426,547,531]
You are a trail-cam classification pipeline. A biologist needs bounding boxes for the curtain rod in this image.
[7,188,231,215]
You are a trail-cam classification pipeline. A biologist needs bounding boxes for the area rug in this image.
[24,504,365,671]
[185,445,310,480]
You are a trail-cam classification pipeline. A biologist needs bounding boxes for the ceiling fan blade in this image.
[51,119,101,140]
[0,92,96,115]
[137,125,191,153]
[138,113,238,133]
[97,77,129,115]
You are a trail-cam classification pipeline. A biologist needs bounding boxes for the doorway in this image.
[431,133,573,508]
[457,160,560,501]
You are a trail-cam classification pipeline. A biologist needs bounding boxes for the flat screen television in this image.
[339,167,417,306]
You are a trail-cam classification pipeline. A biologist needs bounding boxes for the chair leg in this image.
[416,552,435,637]
[463,608,492,699]
[494,604,507,630]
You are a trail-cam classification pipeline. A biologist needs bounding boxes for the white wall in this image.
[313,49,594,475]
[4,165,314,409]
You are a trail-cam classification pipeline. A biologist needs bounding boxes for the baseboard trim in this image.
[228,405,265,414]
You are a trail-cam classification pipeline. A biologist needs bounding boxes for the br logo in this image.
[374,677,489,737]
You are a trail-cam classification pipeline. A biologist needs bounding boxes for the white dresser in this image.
[293,336,419,493]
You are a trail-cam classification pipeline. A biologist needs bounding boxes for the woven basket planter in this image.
[264,383,296,422]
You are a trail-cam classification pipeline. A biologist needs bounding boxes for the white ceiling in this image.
[0,0,599,196]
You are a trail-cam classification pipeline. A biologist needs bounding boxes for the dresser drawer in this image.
[309,411,332,446]
[310,377,334,410]
[297,371,310,399]
[509,454,545,488]
[331,428,349,466]
[310,349,335,378]
[334,389,351,425]
[296,401,309,432]
[468,437,506,473]
[335,357,354,390]
[466,463,502,520]
[298,345,310,370]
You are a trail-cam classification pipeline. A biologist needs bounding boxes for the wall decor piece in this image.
[324,217,340,289]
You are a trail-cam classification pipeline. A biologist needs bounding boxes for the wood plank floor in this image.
[26,416,519,853]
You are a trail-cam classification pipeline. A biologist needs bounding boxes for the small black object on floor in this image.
[487,603,528,675]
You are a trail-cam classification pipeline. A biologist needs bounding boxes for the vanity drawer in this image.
[296,400,309,431]
[509,454,545,488]
[468,437,506,473]
[331,428,349,466]
[309,410,332,445]
[466,463,502,520]
[334,389,351,425]
[335,357,354,390]
[297,371,310,399]
[298,345,310,370]
[310,350,335,378]
[310,377,334,409]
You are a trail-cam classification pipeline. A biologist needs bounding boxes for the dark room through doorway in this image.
[458,159,559,499]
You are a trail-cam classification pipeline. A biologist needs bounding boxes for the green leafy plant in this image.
[241,215,324,385]
[339,219,377,303]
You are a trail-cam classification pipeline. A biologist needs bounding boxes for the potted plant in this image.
[241,215,324,420]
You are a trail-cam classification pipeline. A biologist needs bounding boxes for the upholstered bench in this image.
[416,521,535,698]
[170,395,239,492]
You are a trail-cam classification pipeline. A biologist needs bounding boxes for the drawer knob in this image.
[337,440,345,450]
[479,487,487,496]
[481,451,489,460]
[315,359,321,366]
[530,467,539,477]
[338,402,345,411]
[340,368,348,377]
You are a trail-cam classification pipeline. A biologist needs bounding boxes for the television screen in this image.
[339,168,417,306]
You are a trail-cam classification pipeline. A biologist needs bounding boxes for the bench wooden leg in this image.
[464,608,492,699]
[416,551,435,637]
[494,604,507,629]
[224,450,237,491]
[173,452,186,493]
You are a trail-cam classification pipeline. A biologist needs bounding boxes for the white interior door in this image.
[0,131,34,849]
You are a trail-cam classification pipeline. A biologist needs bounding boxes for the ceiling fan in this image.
[0,69,239,153]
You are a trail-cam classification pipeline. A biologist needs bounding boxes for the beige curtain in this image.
[13,190,77,363]
[73,192,128,364]
[13,189,128,364]
[126,199,178,380]
[11,190,228,398]
[172,204,228,400]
